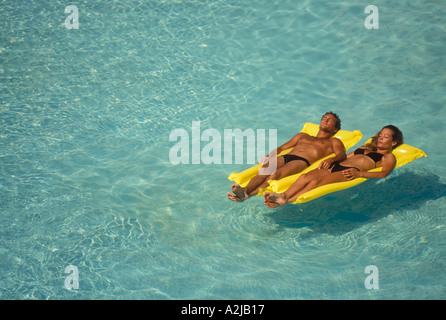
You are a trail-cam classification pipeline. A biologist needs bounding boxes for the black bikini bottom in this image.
[330,161,360,173]
[282,154,311,167]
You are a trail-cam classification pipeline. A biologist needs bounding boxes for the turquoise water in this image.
[1,0,445,299]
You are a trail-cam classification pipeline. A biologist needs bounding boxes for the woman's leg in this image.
[264,168,331,206]
[286,171,347,203]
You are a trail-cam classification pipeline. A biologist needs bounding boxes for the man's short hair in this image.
[323,111,341,130]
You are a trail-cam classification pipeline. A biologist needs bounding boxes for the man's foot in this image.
[263,192,287,207]
[264,200,280,208]
[227,192,243,202]
[227,184,249,202]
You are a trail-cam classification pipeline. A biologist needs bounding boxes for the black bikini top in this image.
[354,148,384,164]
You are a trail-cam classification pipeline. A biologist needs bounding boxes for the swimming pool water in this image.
[1,0,445,299]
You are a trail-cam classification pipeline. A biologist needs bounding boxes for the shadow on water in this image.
[264,171,446,235]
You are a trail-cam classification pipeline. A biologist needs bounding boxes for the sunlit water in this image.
[1,0,445,299]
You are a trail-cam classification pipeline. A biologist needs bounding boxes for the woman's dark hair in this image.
[384,125,404,149]
[366,125,404,150]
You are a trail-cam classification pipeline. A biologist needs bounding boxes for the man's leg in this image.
[228,155,286,202]
[249,160,309,196]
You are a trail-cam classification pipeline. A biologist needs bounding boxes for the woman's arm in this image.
[342,153,396,180]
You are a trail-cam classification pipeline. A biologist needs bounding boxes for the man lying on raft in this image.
[263,125,403,207]
[228,112,347,202]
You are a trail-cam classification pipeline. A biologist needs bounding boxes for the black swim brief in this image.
[282,154,311,167]
[329,161,360,173]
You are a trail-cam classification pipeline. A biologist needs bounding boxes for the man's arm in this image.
[259,133,304,164]
[330,138,347,162]
[318,138,347,169]
[274,132,305,155]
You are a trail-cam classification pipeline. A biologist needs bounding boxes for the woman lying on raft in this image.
[264,125,404,207]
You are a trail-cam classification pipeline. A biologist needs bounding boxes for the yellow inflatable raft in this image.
[227,122,363,188]
[228,123,427,204]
